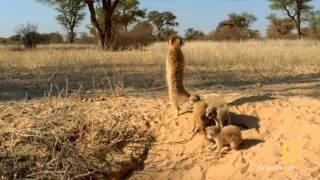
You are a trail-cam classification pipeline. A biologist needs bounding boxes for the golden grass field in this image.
[1,40,320,179]
[1,40,320,100]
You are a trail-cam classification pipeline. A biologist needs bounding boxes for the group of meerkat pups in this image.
[166,35,242,152]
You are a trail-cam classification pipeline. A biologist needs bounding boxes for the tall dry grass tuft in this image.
[0,98,152,179]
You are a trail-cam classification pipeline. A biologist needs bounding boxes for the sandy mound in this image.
[1,93,319,179]
[129,93,320,179]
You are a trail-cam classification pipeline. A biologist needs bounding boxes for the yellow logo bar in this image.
[282,140,297,164]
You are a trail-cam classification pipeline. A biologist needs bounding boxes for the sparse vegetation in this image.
[0,40,320,101]
[0,98,152,179]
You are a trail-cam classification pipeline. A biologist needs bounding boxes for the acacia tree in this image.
[56,0,85,43]
[114,0,145,31]
[213,12,258,40]
[147,11,179,40]
[88,0,145,48]
[269,0,313,39]
[85,0,120,48]
[162,12,179,39]
[15,23,41,48]
[37,0,121,48]
[37,0,85,43]
[304,10,320,32]
[216,12,257,32]
[267,14,295,38]
[91,0,146,39]
[15,23,38,36]
[184,28,205,40]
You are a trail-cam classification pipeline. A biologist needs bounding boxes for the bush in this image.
[207,26,259,41]
[22,32,42,49]
[0,38,11,45]
[113,22,155,49]
[76,32,95,44]
[48,33,64,44]
[39,33,50,44]
[9,34,22,42]
[185,28,205,41]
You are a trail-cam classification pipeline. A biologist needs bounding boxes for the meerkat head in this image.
[206,126,221,139]
[169,35,184,47]
[206,105,217,120]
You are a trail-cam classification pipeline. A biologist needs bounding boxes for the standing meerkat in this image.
[166,35,190,116]
[206,104,231,128]
[190,95,215,136]
[206,125,242,152]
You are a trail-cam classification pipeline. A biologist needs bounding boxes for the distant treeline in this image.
[2,0,320,49]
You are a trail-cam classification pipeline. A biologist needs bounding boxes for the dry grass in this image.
[1,40,320,100]
[0,98,152,179]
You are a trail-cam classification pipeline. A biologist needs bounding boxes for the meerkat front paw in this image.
[209,144,217,150]
[215,148,222,153]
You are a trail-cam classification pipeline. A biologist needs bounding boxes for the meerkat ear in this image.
[169,36,177,45]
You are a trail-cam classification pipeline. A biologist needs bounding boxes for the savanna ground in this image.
[0,41,320,179]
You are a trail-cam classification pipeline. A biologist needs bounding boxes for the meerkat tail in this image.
[178,88,191,98]
[168,89,179,115]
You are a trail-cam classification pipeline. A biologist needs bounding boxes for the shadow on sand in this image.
[230,112,260,132]
[228,94,277,106]
[2,63,320,101]
[240,138,265,150]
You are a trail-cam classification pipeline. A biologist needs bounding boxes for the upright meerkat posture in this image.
[206,104,231,128]
[190,95,215,136]
[206,125,242,152]
[166,35,190,116]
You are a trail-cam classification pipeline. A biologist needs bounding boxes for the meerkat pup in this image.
[190,94,215,136]
[206,104,231,128]
[190,94,207,134]
[166,35,190,116]
[206,125,242,152]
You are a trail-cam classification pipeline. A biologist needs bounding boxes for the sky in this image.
[1,0,320,38]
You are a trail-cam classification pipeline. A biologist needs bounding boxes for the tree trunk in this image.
[296,19,302,39]
[98,33,106,48]
[69,29,75,43]
[157,27,161,41]
[85,0,119,49]
[105,18,113,48]
[103,0,120,49]
[296,0,302,39]
[86,0,105,48]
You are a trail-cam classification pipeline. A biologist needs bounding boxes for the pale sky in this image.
[1,0,320,37]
